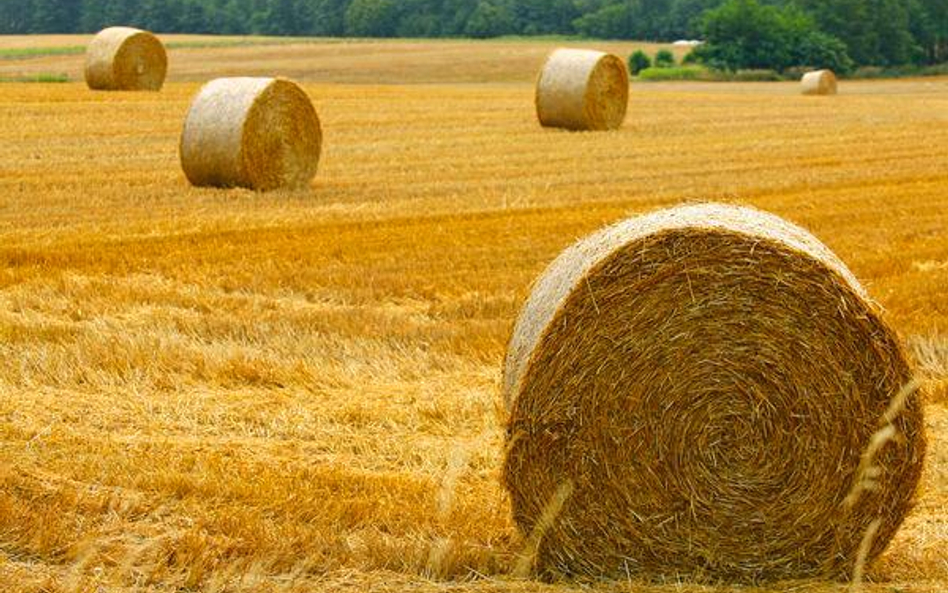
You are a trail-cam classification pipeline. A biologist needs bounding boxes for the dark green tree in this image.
[395,0,443,37]
[915,0,948,62]
[654,48,676,66]
[178,0,209,32]
[102,0,140,26]
[638,0,674,39]
[0,0,34,33]
[794,0,917,66]
[268,0,299,35]
[79,0,107,31]
[694,0,794,70]
[205,0,250,34]
[300,0,347,36]
[628,49,652,74]
[668,0,725,38]
[138,0,178,32]
[465,1,516,38]
[794,30,853,72]
[31,0,80,33]
[247,0,270,34]
[345,0,400,37]
[572,2,635,39]
[694,0,853,72]
[440,0,480,36]
[514,0,577,35]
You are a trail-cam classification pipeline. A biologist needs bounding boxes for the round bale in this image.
[179,77,322,191]
[503,203,925,582]
[84,26,167,91]
[535,48,629,131]
[801,69,837,95]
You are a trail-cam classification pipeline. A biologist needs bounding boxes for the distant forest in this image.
[2,0,946,66]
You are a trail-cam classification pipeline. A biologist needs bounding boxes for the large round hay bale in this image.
[801,69,837,95]
[535,48,629,131]
[84,26,167,91]
[503,203,925,582]
[179,77,322,191]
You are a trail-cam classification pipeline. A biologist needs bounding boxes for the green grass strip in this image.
[0,72,70,82]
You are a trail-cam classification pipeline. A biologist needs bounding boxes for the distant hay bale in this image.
[179,77,322,191]
[535,48,629,131]
[502,203,925,582]
[801,69,837,95]
[84,26,167,91]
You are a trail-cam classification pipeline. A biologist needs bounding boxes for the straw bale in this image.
[503,203,925,582]
[179,77,322,191]
[535,48,629,131]
[801,69,838,95]
[84,26,167,91]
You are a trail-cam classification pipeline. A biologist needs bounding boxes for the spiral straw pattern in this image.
[84,27,167,91]
[503,203,925,582]
[180,77,322,191]
[535,48,629,131]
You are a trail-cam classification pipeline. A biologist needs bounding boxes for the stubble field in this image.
[0,36,946,592]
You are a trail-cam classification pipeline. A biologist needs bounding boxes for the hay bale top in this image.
[535,48,629,131]
[85,26,167,91]
[502,202,925,582]
[179,76,322,191]
[801,69,837,95]
[504,203,866,402]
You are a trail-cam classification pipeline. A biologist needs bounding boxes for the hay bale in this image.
[535,48,629,131]
[801,69,837,95]
[179,77,322,191]
[84,26,167,91]
[502,203,925,582]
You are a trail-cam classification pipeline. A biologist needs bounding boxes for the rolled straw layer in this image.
[535,48,629,131]
[179,77,322,191]
[801,69,838,95]
[84,26,167,91]
[503,203,925,582]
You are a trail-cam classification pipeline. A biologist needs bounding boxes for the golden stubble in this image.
[0,38,946,593]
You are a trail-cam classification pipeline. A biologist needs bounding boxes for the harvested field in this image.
[0,35,685,84]
[0,36,945,593]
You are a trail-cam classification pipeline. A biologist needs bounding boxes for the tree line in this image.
[2,0,946,67]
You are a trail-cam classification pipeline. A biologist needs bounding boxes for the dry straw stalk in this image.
[801,69,838,95]
[179,77,322,191]
[84,26,167,91]
[502,203,925,583]
[535,48,629,131]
